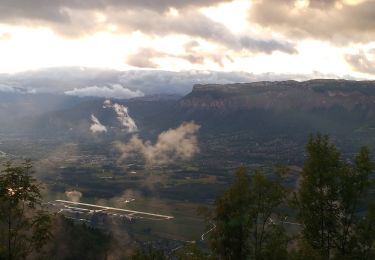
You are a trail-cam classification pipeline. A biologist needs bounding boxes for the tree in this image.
[208,167,289,260]
[295,135,375,259]
[209,167,252,260]
[0,160,52,260]
[248,170,289,260]
[335,146,374,258]
[296,134,341,259]
[43,215,113,260]
[353,203,375,259]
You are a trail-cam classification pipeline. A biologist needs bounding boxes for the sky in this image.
[0,0,374,79]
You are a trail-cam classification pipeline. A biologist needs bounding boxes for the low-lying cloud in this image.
[0,84,18,93]
[65,190,83,202]
[64,83,144,99]
[90,114,107,133]
[0,67,353,97]
[103,100,138,133]
[0,84,35,94]
[116,122,200,166]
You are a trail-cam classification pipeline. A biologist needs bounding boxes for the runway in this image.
[55,200,174,220]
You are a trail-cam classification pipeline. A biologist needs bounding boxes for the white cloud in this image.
[116,122,200,166]
[0,32,11,41]
[90,114,107,133]
[65,190,82,202]
[103,100,138,133]
[64,83,144,99]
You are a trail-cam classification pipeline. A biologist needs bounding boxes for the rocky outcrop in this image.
[178,80,375,112]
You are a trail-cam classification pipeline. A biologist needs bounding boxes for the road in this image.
[201,222,216,241]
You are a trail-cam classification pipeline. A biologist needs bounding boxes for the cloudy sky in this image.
[0,0,374,79]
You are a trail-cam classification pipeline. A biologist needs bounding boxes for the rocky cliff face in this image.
[178,80,375,112]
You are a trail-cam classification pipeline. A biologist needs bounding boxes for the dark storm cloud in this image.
[0,0,231,34]
[249,0,375,44]
[345,50,375,75]
[0,0,231,22]
[0,0,297,54]
[114,10,297,54]
[239,37,296,54]
[0,0,233,39]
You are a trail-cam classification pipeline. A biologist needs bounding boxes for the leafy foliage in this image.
[295,134,375,259]
[43,215,112,260]
[0,160,52,260]
[208,167,289,260]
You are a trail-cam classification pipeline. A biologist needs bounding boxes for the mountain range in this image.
[1,79,375,164]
